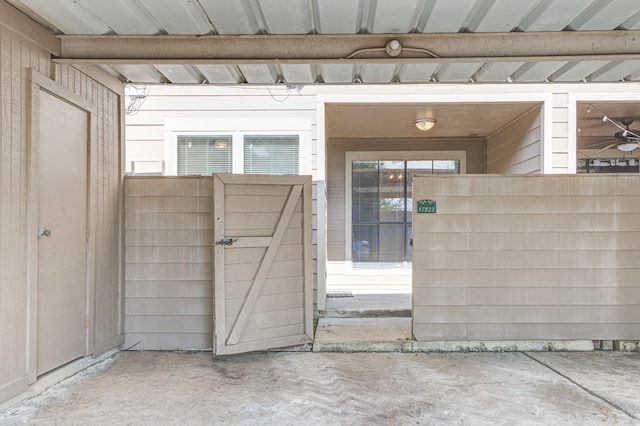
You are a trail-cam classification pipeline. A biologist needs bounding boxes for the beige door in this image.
[213,174,313,355]
[36,90,89,375]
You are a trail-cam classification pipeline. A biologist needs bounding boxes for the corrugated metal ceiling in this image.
[7,0,640,85]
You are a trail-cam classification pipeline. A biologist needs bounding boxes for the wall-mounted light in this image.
[414,118,437,131]
[214,139,228,149]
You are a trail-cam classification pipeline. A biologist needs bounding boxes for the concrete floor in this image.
[2,351,639,425]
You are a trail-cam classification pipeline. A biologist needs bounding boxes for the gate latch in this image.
[216,238,237,247]
[38,228,52,238]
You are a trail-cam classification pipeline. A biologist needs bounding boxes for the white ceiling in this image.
[326,102,539,139]
[7,0,640,85]
[325,101,640,153]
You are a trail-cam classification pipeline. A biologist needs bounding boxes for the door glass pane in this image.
[378,224,404,264]
[353,224,377,262]
[378,161,404,223]
[352,161,379,223]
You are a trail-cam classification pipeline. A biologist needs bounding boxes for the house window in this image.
[244,135,299,175]
[347,152,464,270]
[177,135,232,175]
[174,133,303,176]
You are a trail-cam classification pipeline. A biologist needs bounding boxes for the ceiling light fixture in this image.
[617,142,639,152]
[414,118,437,131]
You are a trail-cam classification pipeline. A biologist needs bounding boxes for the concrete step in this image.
[312,318,596,353]
[318,308,411,318]
[322,293,411,318]
[313,318,412,352]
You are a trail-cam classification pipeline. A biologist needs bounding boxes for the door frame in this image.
[26,70,98,383]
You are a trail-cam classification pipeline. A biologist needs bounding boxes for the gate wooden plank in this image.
[302,178,313,339]
[212,175,226,354]
[226,184,303,346]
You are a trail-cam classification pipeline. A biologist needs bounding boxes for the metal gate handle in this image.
[216,238,237,246]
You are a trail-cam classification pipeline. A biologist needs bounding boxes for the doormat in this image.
[326,292,354,298]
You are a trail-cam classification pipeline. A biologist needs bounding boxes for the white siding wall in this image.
[552,93,570,173]
[486,107,542,174]
[0,22,123,403]
[412,175,640,341]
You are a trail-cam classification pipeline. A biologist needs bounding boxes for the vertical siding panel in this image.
[11,27,25,381]
[0,26,21,396]
[0,19,123,402]
[0,25,41,400]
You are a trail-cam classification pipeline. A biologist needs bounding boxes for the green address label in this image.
[417,199,437,214]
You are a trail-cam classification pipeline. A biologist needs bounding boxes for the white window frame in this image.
[164,117,312,176]
[345,150,467,275]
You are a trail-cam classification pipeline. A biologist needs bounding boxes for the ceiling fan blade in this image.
[595,143,619,154]
[581,139,617,149]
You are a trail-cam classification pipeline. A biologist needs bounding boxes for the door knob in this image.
[38,228,52,238]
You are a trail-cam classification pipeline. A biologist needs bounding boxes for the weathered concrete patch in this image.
[1,351,638,425]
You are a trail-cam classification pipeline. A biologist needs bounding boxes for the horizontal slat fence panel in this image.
[412,174,640,342]
[124,177,214,350]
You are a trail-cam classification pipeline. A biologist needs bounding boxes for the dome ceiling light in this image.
[414,118,437,131]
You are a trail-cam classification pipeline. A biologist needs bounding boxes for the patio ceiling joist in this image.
[56,31,640,65]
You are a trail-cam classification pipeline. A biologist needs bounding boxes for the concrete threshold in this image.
[317,309,411,318]
[313,318,594,353]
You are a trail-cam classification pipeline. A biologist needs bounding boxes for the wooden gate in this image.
[213,174,313,355]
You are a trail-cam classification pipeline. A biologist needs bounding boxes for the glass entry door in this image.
[351,159,459,268]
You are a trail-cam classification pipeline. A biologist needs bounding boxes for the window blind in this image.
[177,136,232,175]
[244,135,299,175]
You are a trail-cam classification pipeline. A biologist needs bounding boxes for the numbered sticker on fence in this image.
[417,199,437,214]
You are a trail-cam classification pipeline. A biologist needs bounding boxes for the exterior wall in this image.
[124,177,213,350]
[412,175,640,341]
[0,21,123,402]
[486,107,542,174]
[125,85,320,311]
[325,138,485,292]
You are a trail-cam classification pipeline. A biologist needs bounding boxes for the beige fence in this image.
[412,174,640,342]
